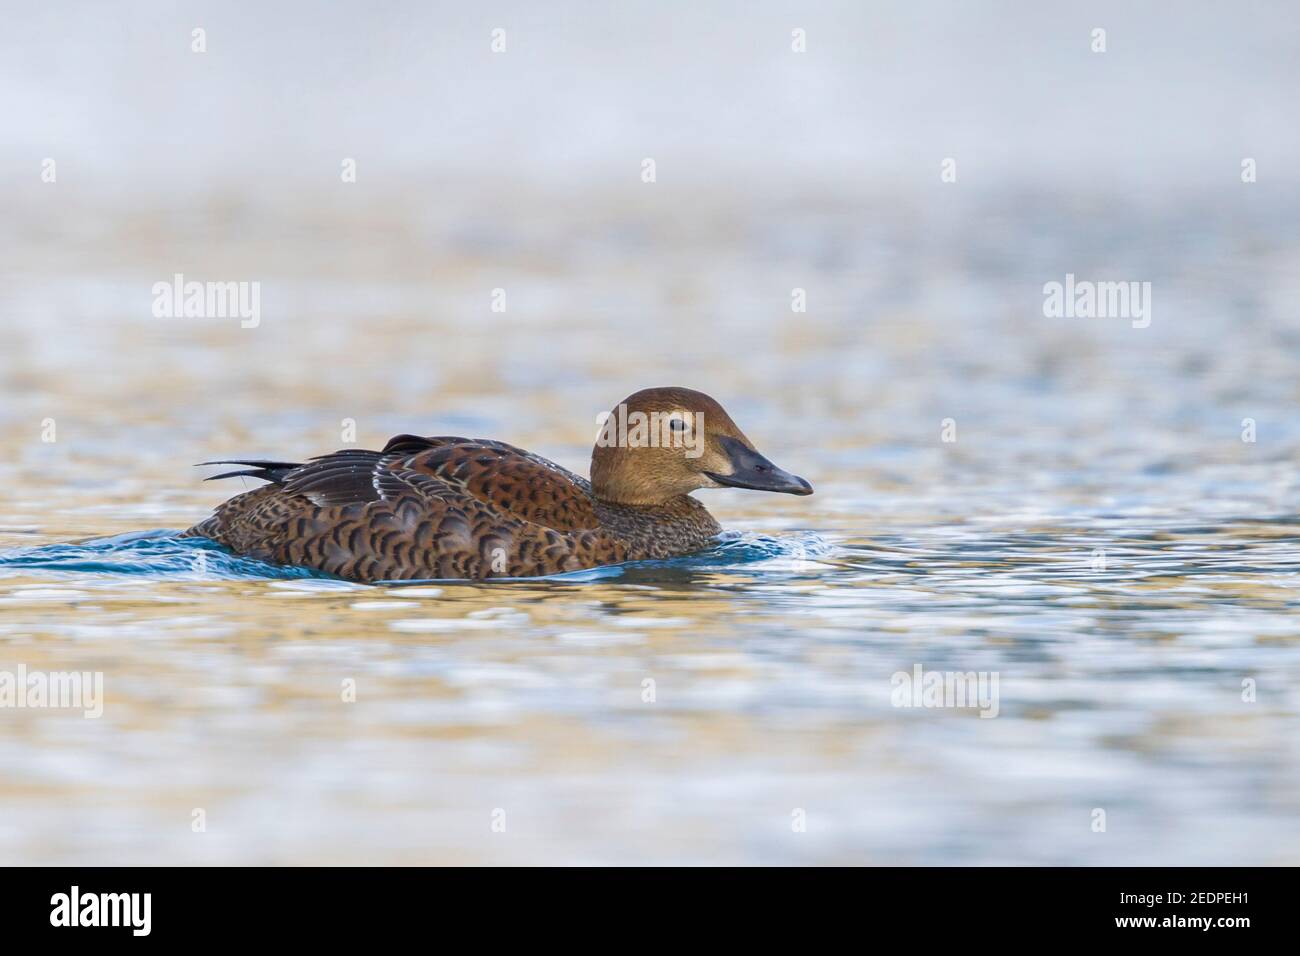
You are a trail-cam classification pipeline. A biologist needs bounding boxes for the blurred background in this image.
[1,1,1298,865]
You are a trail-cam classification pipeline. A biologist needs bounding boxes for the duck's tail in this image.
[197,459,302,484]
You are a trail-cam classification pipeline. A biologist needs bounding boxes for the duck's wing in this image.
[207,434,600,532]
[382,436,600,532]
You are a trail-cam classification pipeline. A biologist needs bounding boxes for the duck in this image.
[182,387,812,582]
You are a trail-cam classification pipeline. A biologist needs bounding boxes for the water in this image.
[3,456,1298,864]
[3,0,1300,864]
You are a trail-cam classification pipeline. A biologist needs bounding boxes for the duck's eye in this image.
[668,417,688,432]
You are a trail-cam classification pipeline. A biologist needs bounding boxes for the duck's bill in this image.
[706,437,813,496]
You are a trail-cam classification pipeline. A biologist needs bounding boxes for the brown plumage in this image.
[182,387,812,582]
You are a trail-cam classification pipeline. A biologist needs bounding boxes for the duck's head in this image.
[590,387,813,505]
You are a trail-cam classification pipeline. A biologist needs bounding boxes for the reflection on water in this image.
[2,187,1299,864]
[2,510,1298,864]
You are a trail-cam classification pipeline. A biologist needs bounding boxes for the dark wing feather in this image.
[280,451,387,506]
[200,435,599,533]
[380,434,440,455]
[198,459,303,483]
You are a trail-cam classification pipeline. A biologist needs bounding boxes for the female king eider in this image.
[183,387,812,582]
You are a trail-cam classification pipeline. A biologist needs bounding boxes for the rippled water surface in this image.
[4,164,1300,862]
[3,329,1300,867]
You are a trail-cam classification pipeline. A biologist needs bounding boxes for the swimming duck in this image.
[182,387,812,582]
